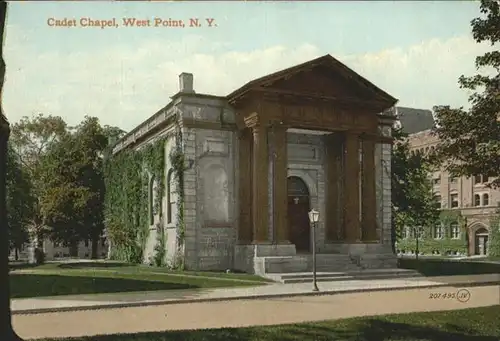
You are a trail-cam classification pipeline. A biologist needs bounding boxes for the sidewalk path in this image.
[13,285,500,340]
[11,273,500,315]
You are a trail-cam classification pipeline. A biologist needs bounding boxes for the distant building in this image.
[10,238,108,261]
[395,107,498,256]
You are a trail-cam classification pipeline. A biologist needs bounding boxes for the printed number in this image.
[429,293,456,299]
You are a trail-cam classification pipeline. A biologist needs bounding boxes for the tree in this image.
[40,116,123,258]
[9,114,68,255]
[391,127,441,258]
[6,145,34,260]
[433,0,500,188]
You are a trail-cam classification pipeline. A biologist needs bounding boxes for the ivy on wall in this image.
[103,119,187,266]
[488,206,500,257]
[396,210,468,255]
[169,126,188,270]
[151,221,166,266]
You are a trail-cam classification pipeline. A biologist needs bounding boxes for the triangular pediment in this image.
[260,66,373,100]
[227,54,397,110]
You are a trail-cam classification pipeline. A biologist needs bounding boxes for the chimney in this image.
[179,72,195,94]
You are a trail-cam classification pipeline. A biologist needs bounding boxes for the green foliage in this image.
[433,0,500,188]
[397,237,467,256]
[391,127,441,251]
[151,223,166,267]
[6,145,35,253]
[104,121,187,267]
[104,138,165,264]
[170,127,187,263]
[488,204,500,257]
[38,116,119,258]
[396,211,467,255]
[10,113,68,241]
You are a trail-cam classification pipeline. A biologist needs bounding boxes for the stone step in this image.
[279,269,419,280]
[266,269,422,284]
[261,254,363,274]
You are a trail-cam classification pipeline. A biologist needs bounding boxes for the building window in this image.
[483,193,489,206]
[434,195,442,209]
[434,224,444,239]
[474,194,481,207]
[449,176,457,183]
[167,169,176,224]
[450,223,460,239]
[84,240,89,247]
[474,174,489,184]
[433,176,441,185]
[450,193,459,208]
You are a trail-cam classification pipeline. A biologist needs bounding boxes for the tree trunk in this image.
[91,235,98,259]
[69,241,78,257]
[14,248,18,261]
[415,231,419,261]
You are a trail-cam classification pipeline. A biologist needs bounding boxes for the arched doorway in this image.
[474,227,489,256]
[287,176,311,253]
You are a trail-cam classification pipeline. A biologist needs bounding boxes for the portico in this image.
[228,55,397,262]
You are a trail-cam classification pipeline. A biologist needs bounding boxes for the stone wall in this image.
[179,97,237,271]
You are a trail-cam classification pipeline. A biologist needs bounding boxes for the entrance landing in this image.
[255,253,398,275]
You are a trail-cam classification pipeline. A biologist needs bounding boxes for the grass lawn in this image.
[398,257,500,276]
[37,305,500,341]
[9,261,270,299]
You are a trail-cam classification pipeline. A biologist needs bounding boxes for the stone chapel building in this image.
[111,55,398,275]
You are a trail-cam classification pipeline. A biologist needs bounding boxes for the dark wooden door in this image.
[287,176,311,253]
[288,196,310,253]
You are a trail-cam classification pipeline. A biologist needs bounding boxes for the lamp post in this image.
[308,209,320,292]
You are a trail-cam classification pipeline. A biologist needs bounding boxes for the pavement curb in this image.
[11,280,500,316]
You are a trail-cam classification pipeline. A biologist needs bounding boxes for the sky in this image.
[3,1,495,132]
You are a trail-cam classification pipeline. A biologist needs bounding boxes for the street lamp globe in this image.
[308,209,319,224]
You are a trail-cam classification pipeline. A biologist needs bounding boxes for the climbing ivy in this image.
[396,210,468,256]
[104,118,188,266]
[169,126,188,270]
[488,205,500,257]
[103,137,166,263]
[151,221,166,267]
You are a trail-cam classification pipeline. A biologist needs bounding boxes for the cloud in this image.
[2,26,494,132]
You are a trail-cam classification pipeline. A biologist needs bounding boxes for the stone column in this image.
[362,138,377,241]
[325,133,343,241]
[344,132,361,242]
[273,125,289,243]
[248,119,269,243]
[237,128,253,243]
